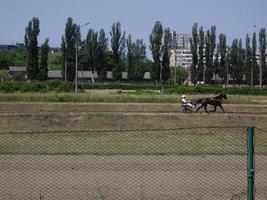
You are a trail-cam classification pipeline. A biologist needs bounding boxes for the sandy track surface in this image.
[0,102,267,114]
[0,102,267,132]
[1,155,267,200]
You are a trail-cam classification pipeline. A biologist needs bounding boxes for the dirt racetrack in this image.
[0,102,267,199]
[0,102,267,132]
[0,154,267,200]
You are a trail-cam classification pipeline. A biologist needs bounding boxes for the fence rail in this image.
[0,126,266,200]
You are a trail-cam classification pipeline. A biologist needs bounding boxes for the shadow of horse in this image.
[194,93,227,113]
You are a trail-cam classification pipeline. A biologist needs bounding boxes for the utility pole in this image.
[259,53,262,88]
[75,43,78,93]
[174,54,177,85]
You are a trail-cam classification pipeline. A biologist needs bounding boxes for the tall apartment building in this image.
[170,31,192,68]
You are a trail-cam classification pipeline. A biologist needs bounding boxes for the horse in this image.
[194,93,227,113]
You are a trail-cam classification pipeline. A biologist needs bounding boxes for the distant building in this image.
[0,43,25,52]
[170,48,192,68]
[8,67,152,82]
[170,31,192,49]
[8,66,27,79]
[0,43,61,54]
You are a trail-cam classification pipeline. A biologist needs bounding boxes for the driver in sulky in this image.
[181,95,195,110]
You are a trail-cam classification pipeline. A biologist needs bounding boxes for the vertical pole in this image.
[75,43,78,93]
[251,62,253,87]
[259,54,262,89]
[174,54,177,85]
[247,127,255,200]
[64,57,67,82]
[226,64,229,87]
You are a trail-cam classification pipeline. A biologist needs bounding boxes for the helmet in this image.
[182,95,186,98]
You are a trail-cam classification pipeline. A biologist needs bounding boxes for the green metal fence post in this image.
[247,126,255,200]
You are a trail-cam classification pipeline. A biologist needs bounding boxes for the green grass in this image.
[0,92,267,104]
[1,130,266,155]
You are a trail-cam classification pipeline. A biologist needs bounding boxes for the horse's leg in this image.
[204,105,209,113]
[219,104,225,113]
[195,105,203,113]
[210,105,217,112]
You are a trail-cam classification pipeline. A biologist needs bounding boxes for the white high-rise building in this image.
[170,48,192,68]
[170,32,193,68]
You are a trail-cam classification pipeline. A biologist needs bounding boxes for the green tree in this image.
[161,28,171,81]
[189,23,198,84]
[0,50,14,69]
[244,34,252,85]
[61,17,81,82]
[25,17,40,80]
[61,36,67,80]
[251,32,258,84]
[237,39,245,84]
[14,48,28,66]
[127,35,146,81]
[110,22,126,81]
[198,26,204,81]
[259,28,266,85]
[149,21,163,82]
[204,26,216,84]
[208,26,216,83]
[39,38,49,80]
[229,39,244,84]
[97,29,108,81]
[218,33,227,83]
[86,29,98,73]
[213,50,219,82]
[204,29,211,83]
[48,52,62,70]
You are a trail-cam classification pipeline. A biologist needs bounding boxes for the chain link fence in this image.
[0,127,266,200]
[254,127,267,200]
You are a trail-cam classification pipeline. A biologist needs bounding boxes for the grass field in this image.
[0,92,267,104]
[0,129,253,155]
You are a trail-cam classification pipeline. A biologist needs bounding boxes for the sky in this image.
[0,0,267,57]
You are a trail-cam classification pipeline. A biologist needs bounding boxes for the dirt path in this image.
[0,102,267,132]
[1,102,267,114]
[0,155,266,200]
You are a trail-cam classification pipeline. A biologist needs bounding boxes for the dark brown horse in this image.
[194,93,227,113]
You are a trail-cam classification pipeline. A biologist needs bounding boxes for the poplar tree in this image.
[25,17,40,80]
[245,34,252,85]
[161,28,171,81]
[198,26,204,81]
[39,38,49,81]
[204,29,211,83]
[189,23,198,84]
[251,32,258,85]
[97,29,108,81]
[149,21,163,82]
[218,33,227,83]
[110,22,126,81]
[259,28,266,85]
[127,35,146,81]
[61,17,81,82]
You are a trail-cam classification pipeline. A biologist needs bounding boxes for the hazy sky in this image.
[0,0,267,55]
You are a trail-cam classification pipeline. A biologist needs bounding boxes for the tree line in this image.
[1,17,266,87]
[190,23,266,86]
[61,18,169,82]
[21,17,171,83]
